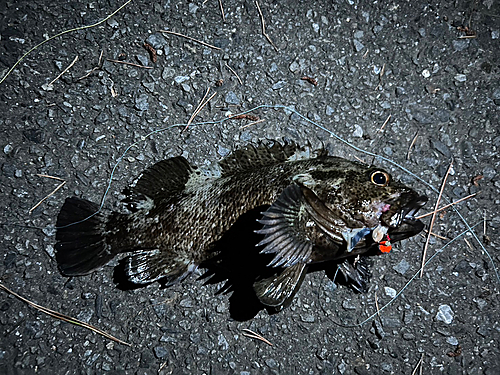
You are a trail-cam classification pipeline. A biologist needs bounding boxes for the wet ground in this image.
[1,0,499,374]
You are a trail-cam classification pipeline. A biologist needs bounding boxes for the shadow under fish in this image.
[197,206,374,321]
[55,141,427,319]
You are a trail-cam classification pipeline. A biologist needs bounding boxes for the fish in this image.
[55,142,427,311]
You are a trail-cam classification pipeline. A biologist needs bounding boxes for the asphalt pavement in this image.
[1,0,499,374]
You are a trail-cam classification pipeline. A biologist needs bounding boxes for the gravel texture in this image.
[1,0,499,374]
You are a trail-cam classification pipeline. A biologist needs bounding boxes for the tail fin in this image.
[55,197,115,276]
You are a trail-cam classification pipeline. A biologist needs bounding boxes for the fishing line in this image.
[329,221,483,328]
[263,104,499,285]
[54,104,499,285]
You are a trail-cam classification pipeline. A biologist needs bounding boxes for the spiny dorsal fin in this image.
[127,156,196,200]
[219,141,320,175]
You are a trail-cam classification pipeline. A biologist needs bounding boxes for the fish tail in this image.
[55,197,116,276]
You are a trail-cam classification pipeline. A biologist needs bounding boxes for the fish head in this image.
[294,158,427,243]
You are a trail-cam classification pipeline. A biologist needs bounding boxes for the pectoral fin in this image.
[253,263,308,310]
[255,185,313,267]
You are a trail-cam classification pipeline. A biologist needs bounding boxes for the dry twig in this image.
[464,238,474,251]
[301,76,318,86]
[378,114,391,133]
[239,118,265,130]
[416,193,477,220]
[77,50,104,81]
[143,42,157,63]
[106,59,153,69]
[232,114,260,121]
[420,161,453,277]
[184,88,217,131]
[0,282,131,346]
[406,132,419,160]
[159,30,222,51]
[242,328,273,346]
[255,1,278,52]
[423,230,447,241]
[447,345,462,357]
[29,175,67,214]
[48,55,79,86]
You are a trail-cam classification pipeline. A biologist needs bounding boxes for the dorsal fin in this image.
[219,141,319,175]
[127,156,197,201]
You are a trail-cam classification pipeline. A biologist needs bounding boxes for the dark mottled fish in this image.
[55,142,426,310]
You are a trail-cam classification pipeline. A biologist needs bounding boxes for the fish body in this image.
[56,142,426,310]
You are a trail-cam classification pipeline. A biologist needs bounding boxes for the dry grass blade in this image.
[36,173,65,181]
[225,63,243,85]
[184,88,217,131]
[416,193,477,220]
[29,181,66,214]
[0,0,133,85]
[0,282,131,346]
[107,59,153,69]
[483,210,487,236]
[189,88,211,123]
[242,328,273,346]
[464,237,474,251]
[420,161,453,277]
[255,1,278,52]
[48,55,79,86]
[374,291,381,319]
[353,155,368,165]
[159,30,222,51]
[411,353,424,375]
[218,0,225,21]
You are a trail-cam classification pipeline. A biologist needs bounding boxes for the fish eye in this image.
[371,171,390,187]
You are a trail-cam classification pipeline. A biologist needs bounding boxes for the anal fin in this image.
[253,263,308,311]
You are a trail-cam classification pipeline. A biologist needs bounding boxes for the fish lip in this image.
[385,195,427,242]
[401,195,427,222]
[383,195,427,228]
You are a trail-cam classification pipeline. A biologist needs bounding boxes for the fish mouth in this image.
[385,195,427,242]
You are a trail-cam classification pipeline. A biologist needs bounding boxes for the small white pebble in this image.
[384,287,397,298]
